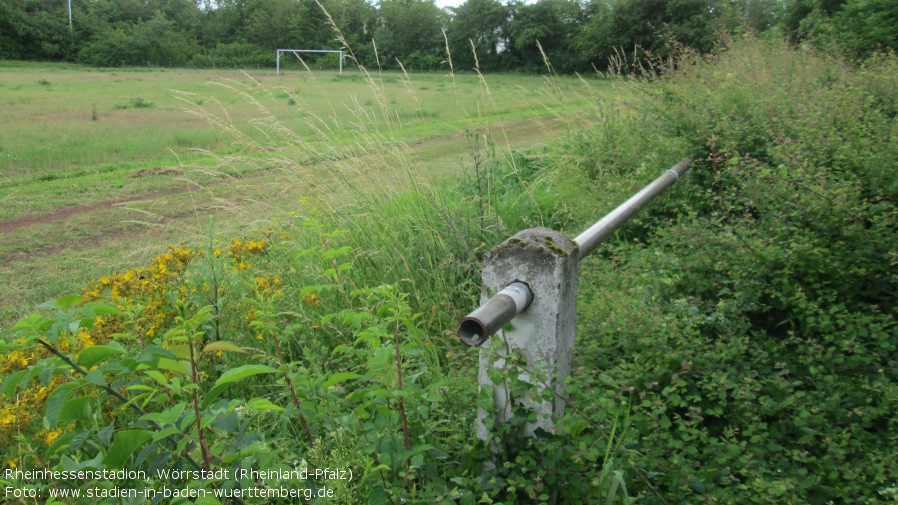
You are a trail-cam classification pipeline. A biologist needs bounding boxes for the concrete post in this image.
[475,227,579,440]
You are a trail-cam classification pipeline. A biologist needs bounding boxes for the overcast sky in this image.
[433,0,535,12]
[434,0,465,9]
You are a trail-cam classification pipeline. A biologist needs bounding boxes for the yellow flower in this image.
[76,330,95,349]
[43,429,63,446]
[0,409,16,427]
[256,334,264,342]
[301,293,320,306]
[6,459,15,469]
[7,351,29,369]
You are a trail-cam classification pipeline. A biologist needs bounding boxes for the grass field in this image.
[0,61,617,329]
[1,39,895,504]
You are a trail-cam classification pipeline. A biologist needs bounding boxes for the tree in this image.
[132,11,199,66]
[576,0,722,71]
[447,0,509,71]
[832,0,898,59]
[317,0,377,66]
[507,0,585,73]
[0,0,76,60]
[373,0,446,69]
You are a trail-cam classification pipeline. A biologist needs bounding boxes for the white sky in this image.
[433,0,535,11]
[434,0,466,9]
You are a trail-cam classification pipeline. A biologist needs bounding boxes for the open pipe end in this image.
[458,317,488,347]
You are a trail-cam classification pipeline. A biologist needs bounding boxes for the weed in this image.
[129,96,154,108]
[573,35,898,503]
[1,53,623,503]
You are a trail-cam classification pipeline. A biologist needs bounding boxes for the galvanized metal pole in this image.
[574,157,692,259]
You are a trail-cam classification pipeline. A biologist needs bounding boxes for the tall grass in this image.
[1,21,637,504]
[166,32,621,334]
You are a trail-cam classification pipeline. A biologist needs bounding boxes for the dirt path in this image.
[0,184,202,234]
[0,117,562,236]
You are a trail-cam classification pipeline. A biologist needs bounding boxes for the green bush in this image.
[191,42,272,69]
[576,36,898,503]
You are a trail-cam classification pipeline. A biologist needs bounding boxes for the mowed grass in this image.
[0,60,621,329]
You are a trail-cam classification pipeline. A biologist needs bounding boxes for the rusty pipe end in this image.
[457,281,533,347]
[458,316,489,347]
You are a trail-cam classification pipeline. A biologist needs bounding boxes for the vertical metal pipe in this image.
[574,157,692,259]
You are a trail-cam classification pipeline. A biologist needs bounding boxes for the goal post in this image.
[276,49,344,75]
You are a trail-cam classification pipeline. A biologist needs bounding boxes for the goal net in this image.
[276,49,345,74]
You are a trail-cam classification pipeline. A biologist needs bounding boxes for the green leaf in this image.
[143,370,167,386]
[214,364,278,387]
[157,358,190,375]
[220,441,268,464]
[82,302,126,317]
[45,382,79,427]
[77,345,125,368]
[0,370,28,398]
[103,429,153,468]
[151,426,182,442]
[10,313,54,337]
[200,383,230,409]
[324,372,361,389]
[68,319,84,334]
[37,295,84,309]
[202,341,246,354]
[140,402,187,425]
[246,398,284,412]
[58,395,92,423]
[170,343,191,360]
[58,295,84,308]
[84,370,107,387]
[187,305,216,329]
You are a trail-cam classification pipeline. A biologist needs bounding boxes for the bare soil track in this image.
[0,184,201,234]
[0,117,566,254]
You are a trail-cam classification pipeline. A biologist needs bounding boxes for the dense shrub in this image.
[577,36,898,503]
[191,42,272,69]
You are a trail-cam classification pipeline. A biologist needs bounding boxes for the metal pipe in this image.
[457,157,692,345]
[457,282,533,347]
[574,157,692,259]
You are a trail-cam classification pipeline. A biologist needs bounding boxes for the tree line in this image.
[1,0,895,72]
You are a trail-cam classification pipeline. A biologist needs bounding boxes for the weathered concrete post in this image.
[459,158,693,443]
[473,227,578,440]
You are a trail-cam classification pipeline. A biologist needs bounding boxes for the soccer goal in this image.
[276,49,344,75]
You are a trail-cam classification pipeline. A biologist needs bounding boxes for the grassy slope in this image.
[0,63,618,330]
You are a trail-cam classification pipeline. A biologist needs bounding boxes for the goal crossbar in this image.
[276,49,344,75]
